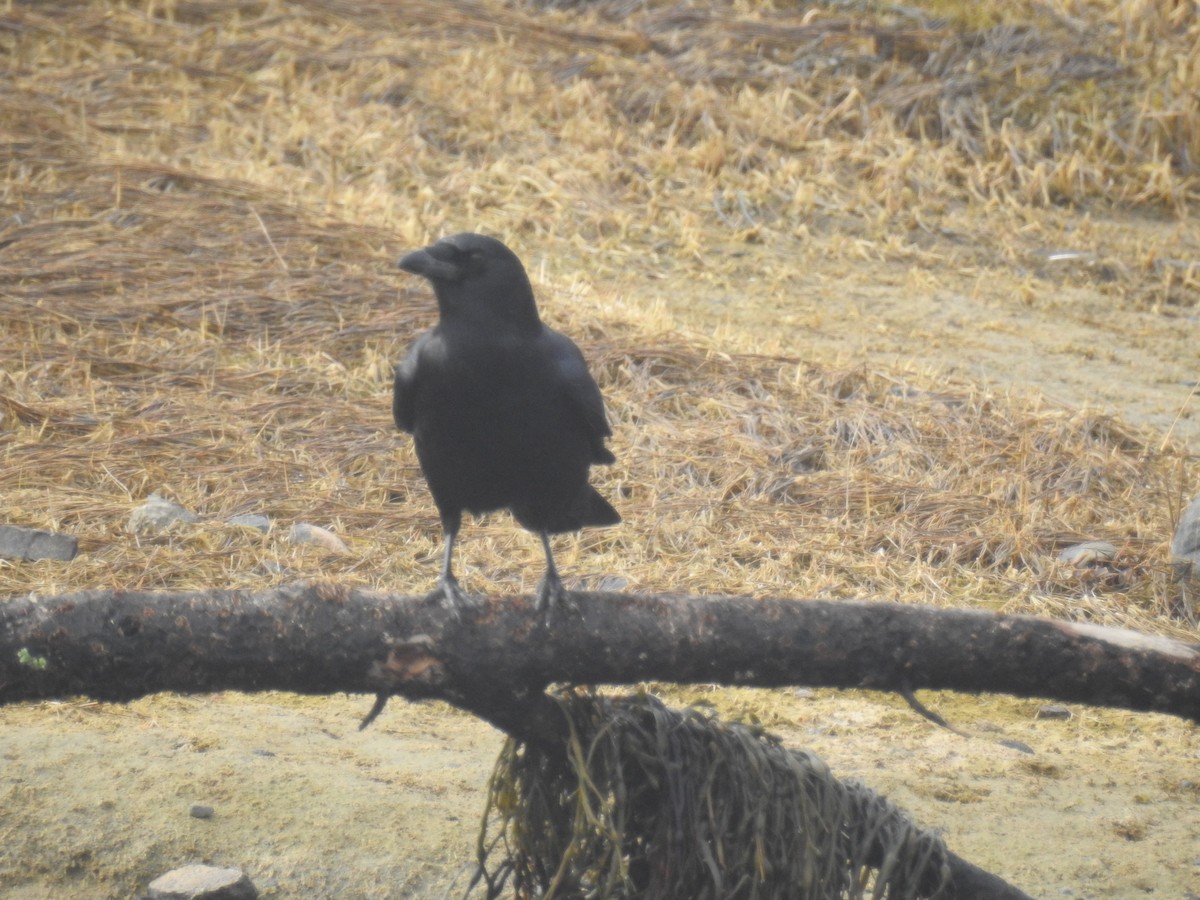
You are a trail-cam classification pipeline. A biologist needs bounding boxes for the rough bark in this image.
[2,582,1197,723]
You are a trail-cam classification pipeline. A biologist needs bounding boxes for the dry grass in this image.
[2,4,1199,896]
[478,691,951,899]
[2,0,1197,640]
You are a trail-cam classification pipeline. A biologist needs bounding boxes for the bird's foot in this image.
[425,575,480,614]
[536,571,572,618]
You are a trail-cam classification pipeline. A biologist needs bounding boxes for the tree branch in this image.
[2,583,1197,724]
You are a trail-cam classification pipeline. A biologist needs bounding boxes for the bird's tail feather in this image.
[582,486,621,527]
[534,485,619,534]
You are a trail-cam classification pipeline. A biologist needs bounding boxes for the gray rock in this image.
[1036,705,1073,720]
[147,864,257,899]
[1057,540,1116,567]
[0,524,77,561]
[288,522,348,553]
[128,493,199,535]
[189,804,214,819]
[225,514,270,533]
[1171,494,1200,566]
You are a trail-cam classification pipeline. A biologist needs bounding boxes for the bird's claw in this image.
[425,576,480,614]
[536,573,572,619]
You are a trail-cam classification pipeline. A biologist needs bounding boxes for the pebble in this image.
[128,493,199,534]
[189,804,214,819]
[288,522,349,553]
[596,575,629,592]
[225,514,271,533]
[0,524,77,561]
[147,864,257,899]
[1171,494,1200,566]
[1056,540,1116,567]
[1036,705,1073,721]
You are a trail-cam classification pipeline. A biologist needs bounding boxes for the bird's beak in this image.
[398,248,460,282]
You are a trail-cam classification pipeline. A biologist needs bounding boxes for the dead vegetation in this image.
[1,0,1195,714]
[1,1,1198,896]
[478,691,953,899]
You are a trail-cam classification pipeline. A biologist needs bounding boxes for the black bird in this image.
[393,233,620,611]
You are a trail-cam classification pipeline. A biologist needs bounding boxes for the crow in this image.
[393,232,620,612]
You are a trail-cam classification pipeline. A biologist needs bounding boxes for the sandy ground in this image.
[2,216,1199,897]
[2,689,1197,898]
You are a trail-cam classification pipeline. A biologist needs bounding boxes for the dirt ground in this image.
[1,686,1198,897]
[3,2,1200,898]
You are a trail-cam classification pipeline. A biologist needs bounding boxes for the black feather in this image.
[393,233,620,612]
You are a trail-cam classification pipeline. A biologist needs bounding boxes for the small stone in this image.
[288,522,349,554]
[225,514,270,533]
[0,524,77,561]
[597,575,629,592]
[1171,494,1200,565]
[1036,705,1072,720]
[1057,540,1116,567]
[128,493,199,535]
[147,864,257,899]
[189,804,214,819]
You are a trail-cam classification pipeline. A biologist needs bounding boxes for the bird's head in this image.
[398,233,541,332]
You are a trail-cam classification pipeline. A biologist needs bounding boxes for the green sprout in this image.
[16,648,48,671]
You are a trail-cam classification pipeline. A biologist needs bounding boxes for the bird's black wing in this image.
[543,328,615,464]
[393,331,433,434]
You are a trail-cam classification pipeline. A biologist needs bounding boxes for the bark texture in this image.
[2,583,1196,722]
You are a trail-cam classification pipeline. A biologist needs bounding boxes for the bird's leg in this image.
[536,531,569,613]
[426,515,476,611]
[370,519,472,728]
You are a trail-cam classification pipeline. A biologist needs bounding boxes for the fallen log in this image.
[2,583,1196,724]
[5,582,1196,899]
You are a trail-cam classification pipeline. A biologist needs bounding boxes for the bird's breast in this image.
[409,342,592,513]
